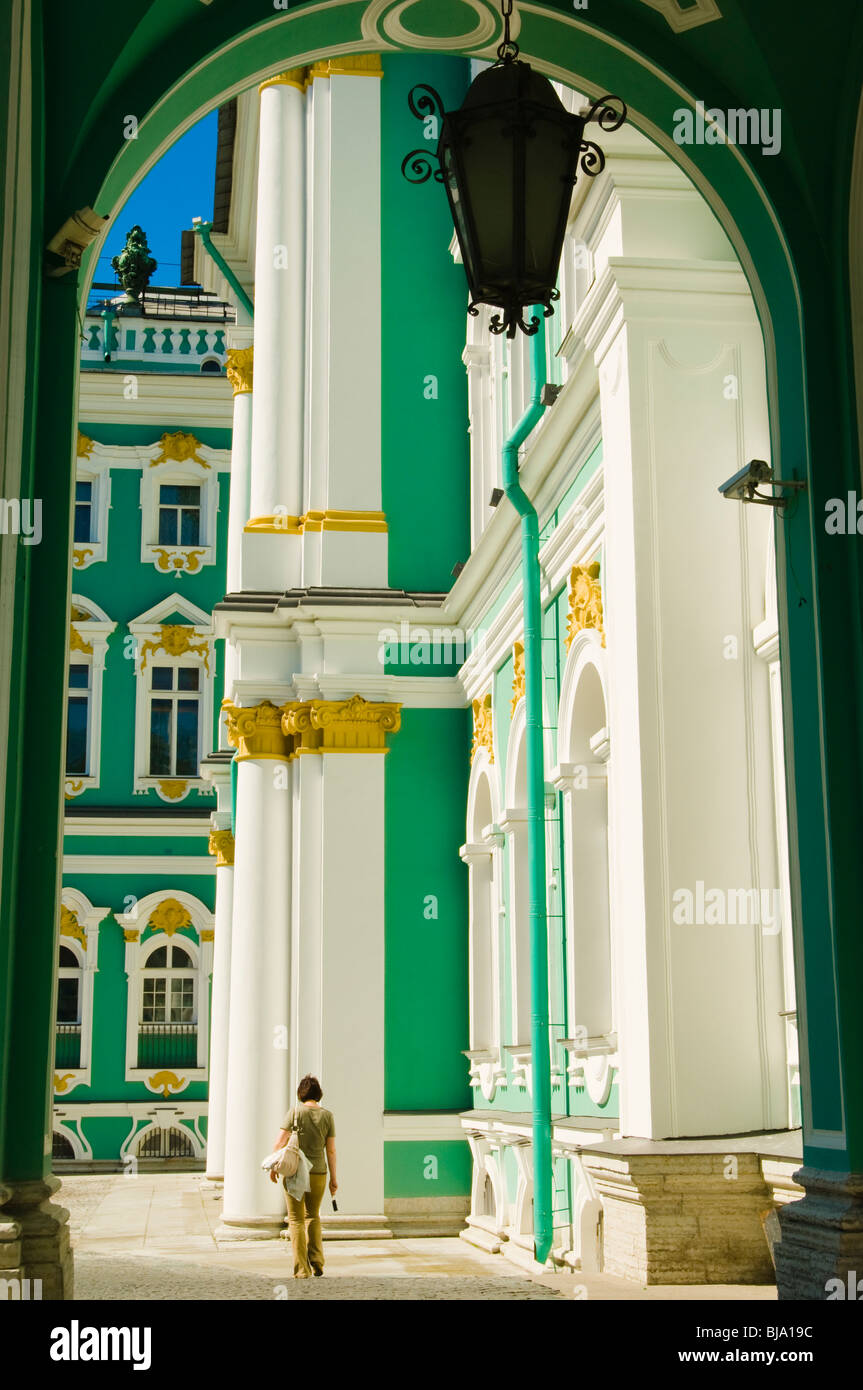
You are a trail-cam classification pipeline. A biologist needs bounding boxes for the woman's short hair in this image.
[297,1074,322,1102]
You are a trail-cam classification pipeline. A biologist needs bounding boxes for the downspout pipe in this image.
[192,220,255,322]
[501,310,553,1266]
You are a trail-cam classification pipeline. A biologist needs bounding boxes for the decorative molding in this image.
[69,624,92,656]
[471,693,494,765]
[77,430,95,458]
[146,1071,189,1099]
[225,345,253,395]
[511,642,525,715]
[149,431,210,468]
[147,898,192,936]
[151,547,207,574]
[361,0,508,52]
[565,562,605,650]
[200,929,215,943]
[208,829,235,867]
[60,904,87,949]
[139,623,211,675]
[638,0,722,32]
[157,779,189,801]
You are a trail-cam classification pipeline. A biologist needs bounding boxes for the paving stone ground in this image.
[74,1253,563,1301]
[58,1173,777,1302]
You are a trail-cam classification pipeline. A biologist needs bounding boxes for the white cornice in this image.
[63,855,215,875]
[63,817,211,837]
[383,1112,469,1142]
[79,372,233,430]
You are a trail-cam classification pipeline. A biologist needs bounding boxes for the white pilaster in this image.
[219,704,292,1235]
[303,59,386,588]
[283,694,399,1216]
[246,72,306,591]
[201,756,235,1183]
[583,258,785,1140]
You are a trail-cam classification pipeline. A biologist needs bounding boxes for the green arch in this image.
[52,0,863,1168]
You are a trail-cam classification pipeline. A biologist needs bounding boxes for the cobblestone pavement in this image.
[58,1173,777,1302]
[74,1253,563,1300]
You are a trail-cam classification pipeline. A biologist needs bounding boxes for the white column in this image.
[218,702,292,1236]
[303,58,386,588]
[246,71,306,590]
[201,753,235,1182]
[283,695,399,1217]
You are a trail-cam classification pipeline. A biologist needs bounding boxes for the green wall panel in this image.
[380,54,471,592]
[385,707,470,1111]
[384,1138,471,1197]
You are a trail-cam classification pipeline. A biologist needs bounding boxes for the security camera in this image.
[718,459,805,510]
[718,459,773,502]
[45,207,108,276]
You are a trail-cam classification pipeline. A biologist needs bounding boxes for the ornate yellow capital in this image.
[150,431,209,467]
[225,346,254,396]
[148,898,192,937]
[208,829,235,867]
[314,54,383,78]
[77,430,95,458]
[60,904,87,949]
[200,929,215,942]
[565,561,605,650]
[259,66,309,93]
[471,693,494,765]
[283,695,400,754]
[124,929,140,943]
[511,642,525,715]
[223,700,293,760]
[139,624,211,674]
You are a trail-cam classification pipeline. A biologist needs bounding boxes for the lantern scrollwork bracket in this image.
[401,84,446,184]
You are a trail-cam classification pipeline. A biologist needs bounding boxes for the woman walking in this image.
[269,1074,337,1278]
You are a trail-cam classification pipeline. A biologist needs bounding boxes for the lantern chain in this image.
[498,0,519,62]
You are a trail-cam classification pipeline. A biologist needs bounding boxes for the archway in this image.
[4,0,863,1301]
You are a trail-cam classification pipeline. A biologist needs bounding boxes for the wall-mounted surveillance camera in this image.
[45,207,108,277]
[718,459,805,510]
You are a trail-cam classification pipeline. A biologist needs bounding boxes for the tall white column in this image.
[218,702,292,1236]
[246,70,306,590]
[303,57,386,588]
[283,695,400,1217]
[200,753,235,1184]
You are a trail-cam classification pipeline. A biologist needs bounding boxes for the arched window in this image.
[136,1125,197,1160]
[52,1131,76,1160]
[461,752,506,1101]
[138,939,199,1068]
[56,943,83,1068]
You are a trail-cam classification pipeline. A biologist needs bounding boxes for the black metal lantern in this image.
[438,6,626,337]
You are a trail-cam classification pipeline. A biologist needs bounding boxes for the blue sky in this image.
[90,112,218,298]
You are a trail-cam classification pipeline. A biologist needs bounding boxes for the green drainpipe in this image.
[501,309,553,1266]
[192,220,255,321]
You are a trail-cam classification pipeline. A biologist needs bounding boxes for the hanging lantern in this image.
[437,3,626,337]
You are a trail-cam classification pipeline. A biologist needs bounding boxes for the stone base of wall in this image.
[581,1148,777,1284]
[385,1196,469,1237]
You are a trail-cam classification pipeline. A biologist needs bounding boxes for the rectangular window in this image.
[56,977,80,1024]
[158,484,201,546]
[66,663,90,775]
[170,977,195,1022]
[147,666,201,777]
[74,480,93,543]
[142,978,167,1023]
